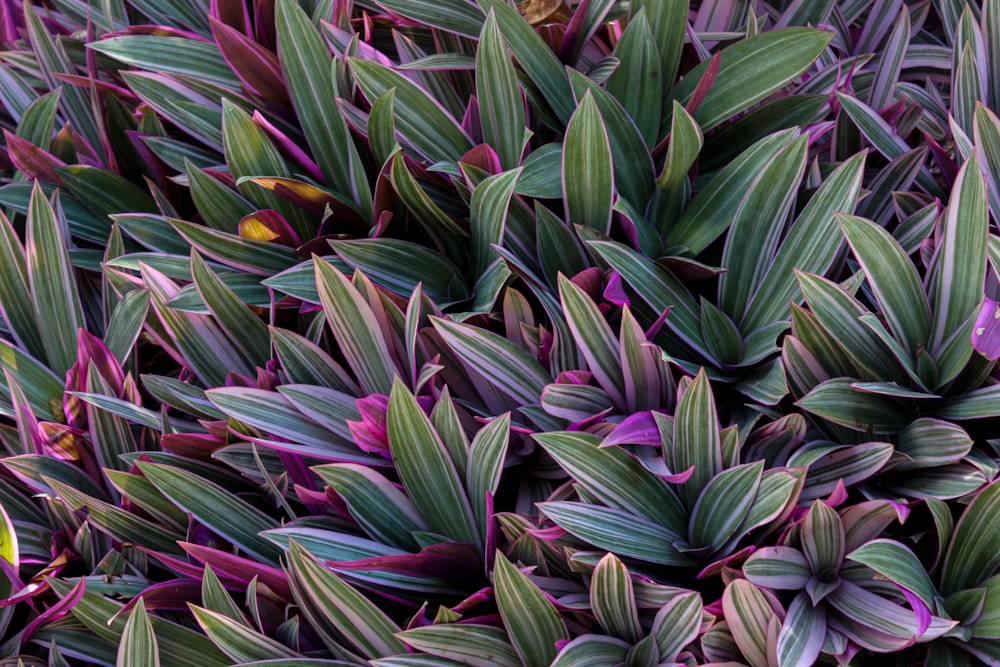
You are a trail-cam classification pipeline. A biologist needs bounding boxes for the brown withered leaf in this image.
[517,0,571,25]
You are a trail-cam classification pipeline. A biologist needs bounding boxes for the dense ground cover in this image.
[1,0,1000,664]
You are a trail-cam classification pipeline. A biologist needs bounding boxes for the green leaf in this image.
[470,169,522,278]
[689,462,764,549]
[376,0,485,37]
[719,135,808,319]
[276,0,371,218]
[796,379,910,433]
[287,540,407,658]
[930,153,989,354]
[533,431,686,532]
[191,606,300,663]
[388,378,479,546]
[314,257,398,395]
[431,317,550,406]
[118,598,159,667]
[838,213,931,355]
[137,461,282,564]
[270,327,359,394]
[351,59,472,164]
[743,151,866,331]
[668,28,833,133]
[723,579,777,667]
[630,0,688,103]
[777,592,826,667]
[666,129,797,254]
[104,290,151,364]
[467,413,510,543]
[26,183,84,375]
[607,9,662,146]
[743,546,812,590]
[559,275,626,407]
[477,11,525,171]
[562,92,613,234]
[550,636,629,667]
[847,539,936,608]
[397,624,520,667]
[331,239,468,305]
[800,500,845,574]
[493,551,568,667]
[0,211,43,360]
[476,0,575,123]
[89,35,238,89]
[651,591,703,661]
[672,370,723,509]
[170,218,298,276]
[941,480,1000,594]
[658,101,703,194]
[590,553,642,642]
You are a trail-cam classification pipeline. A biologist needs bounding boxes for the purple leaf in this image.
[180,542,292,599]
[972,296,1000,359]
[601,411,662,448]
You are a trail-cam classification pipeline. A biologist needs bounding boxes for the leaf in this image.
[590,553,641,642]
[689,461,764,549]
[118,598,159,667]
[477,11,525,171]
[719,135,808,320]
[136,461,282,564]
[388,378,480,546]
[930,153,989,354]
[287,541,406,658]
[838,213,931,356]
[467,413,510,543]
[559,275,625,407]
[397,624,520,667]
[658,101,703,194]
[191,606,300,663]
[470,168,521,278]
[170,217,298,275]
[351,59,472,164]
[797,379,910,433]
[314,258,398,395]
[800,500,845,575]
[493,551,568,667]
[652,590,703,661]
[538,501,688,565]
[562,92,613,234]
[672,369,723,509]
[104,290,151,364]
[866,7,910,112]
[743,546,812,590]
[847,539,936,609]
[742,151,866,331]
[722,579,777,667]
[276,0,371,218]
[331,239,468,305]
[533,431,686,532]
[668,28,833,133]
[607,9,662,145]
[777,592,826,667]
[826,580,921,640]
[477,0,575,123]
[941,480,1000,594]
[190,252,270,367]
[376,0,486,37]
[89,35,238,89]
[432,317,550,406]
[26,183,84,375]
[0,211,43,360]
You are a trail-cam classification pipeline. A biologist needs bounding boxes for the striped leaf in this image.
[466,413,510,543]
[672,370,723,509]
[331,239,468,305]
[941,480,1000,594]
[377,0,485,37]
[0,210,42,360]
[838,214,931,356]
[534,431,686,532]
[796,379,910,434]
[743,546,812,590]
[314,257,398,395]
[314,464,428,551]
[170,218,298,276]
[191,252,270,367]
[562,92,613,234]
[929,153,988,354]
[276,0,371,218]
[492,552,568,667]
[287,541,406,658]
[800,500,844,574]
[136,461,282,564]
[387,378,479,546]
[431,317,550,406]
[538,501,688,566]
[397,624,519,667]
[847,539,937,608]
[590,553,641,642]
[689,461,764,549]
[559,275,626,407]
[351,59,472,164]
[469,168,521,278]
[607,8,662,145]
[867,7,910,112]
[550,636,629,667]
[191,606,300,663]
[652,591,703,661]
[477,11,525,171]
[89,35,238,89]
[26,183,84,375]
[118,598,159,667]
[777,592,826,667]
[722,579,777,667]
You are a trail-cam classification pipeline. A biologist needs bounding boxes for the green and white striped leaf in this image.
[331,239,468,305]
[796,379,910,433]
[118,597,159,667]
[559,275,626,407]
[191,606,300,663]
[0,210,42,360]
[315,257,398,395]
[492,551,568,667]
[722,579,777,667]
[550,636,629,667]
[288,541,406,658]
[777,592,826,667]
[941,480,1000,594]
[800,500,844,574]
[651,591,703,661]
[930,153,989,354]
[562,92,613,234]
[590,553,641,642]
[376,0,485,37]
[743,546,812,590]
[136,461,282,564]
[672,370,723,509]
[607,8,662,145]
[534,431,686,532]
[26,183,84,375]
[538,501,688,566]
[397,624,519,667]
[689,461,764,549]
[467,413,510,542]
[89,35,238,89]
[170,218,298,276]
[191,251,270,367]
[314,464,428,551]
[469,168,521,278]
[477,11,525,171]
[838,213,931,356]
[847,539,936,608]
[387,378,479,546]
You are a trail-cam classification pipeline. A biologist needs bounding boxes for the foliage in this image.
[0,0,998,665]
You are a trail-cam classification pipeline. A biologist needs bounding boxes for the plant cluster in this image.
[0,0,999,664]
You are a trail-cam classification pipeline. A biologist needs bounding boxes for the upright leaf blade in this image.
[493,552,568,667]
[478,11,525,171]
[118,598,159,667]
[563,92,614,234]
